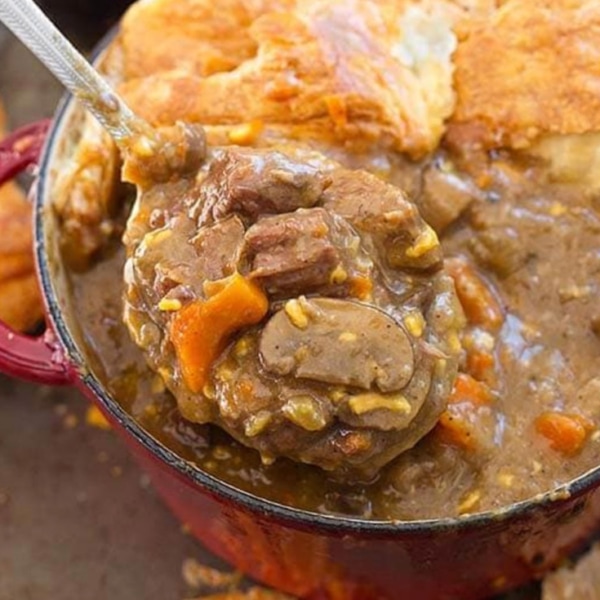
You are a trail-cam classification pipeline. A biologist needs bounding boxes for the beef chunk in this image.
[379,442,476,520]
[243,207,370,298]
[191,215,245,281]
[468,226,528,278]
[322,168,412,221]
[322,168,443,271]
[419,162,481,233]
[198,148,330,225]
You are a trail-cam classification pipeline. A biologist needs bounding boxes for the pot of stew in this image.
[3,2,600,598]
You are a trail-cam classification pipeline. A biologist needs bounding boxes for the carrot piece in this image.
[449,373,493,406]
[534,412,593,456]
[437,409,478,450]
[170,273,269,393]
[435,373,493,451]
[446,258,504,331]
[466,350,495,382]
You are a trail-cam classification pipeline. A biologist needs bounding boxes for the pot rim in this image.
[33,29,600,536]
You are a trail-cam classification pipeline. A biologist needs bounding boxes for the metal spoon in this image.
[0,0,156,148]
[0,0,205,184]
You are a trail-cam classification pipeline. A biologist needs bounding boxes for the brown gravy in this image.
[70,149,600,520]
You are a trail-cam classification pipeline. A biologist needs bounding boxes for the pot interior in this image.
[34,36,600,536]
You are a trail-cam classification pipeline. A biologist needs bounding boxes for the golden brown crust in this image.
[116,0,460,158]
[118,0,294,80]
[0,102,44,332]
[450,0,600,149]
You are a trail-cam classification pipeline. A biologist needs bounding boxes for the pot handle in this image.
[0,119,51,181]
[0,120,72,385]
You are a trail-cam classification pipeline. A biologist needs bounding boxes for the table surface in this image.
[0,19,543,600]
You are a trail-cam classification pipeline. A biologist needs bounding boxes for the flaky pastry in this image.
[450,0,600,150]
[116,0,460,158]
[0,103,44,332]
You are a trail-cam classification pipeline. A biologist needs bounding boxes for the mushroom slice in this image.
[259,297,414,392]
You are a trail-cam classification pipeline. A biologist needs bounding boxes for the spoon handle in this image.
[0,0,151,146]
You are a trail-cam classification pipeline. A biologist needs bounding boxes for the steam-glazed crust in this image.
[449,0,600,150]
[115,0,463,157]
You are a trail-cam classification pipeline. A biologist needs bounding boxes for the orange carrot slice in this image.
[534,412,593,456]
[170,273,268,393]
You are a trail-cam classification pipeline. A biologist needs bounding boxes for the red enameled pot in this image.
[1,44,600,600]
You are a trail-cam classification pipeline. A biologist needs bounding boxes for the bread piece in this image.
[0,102,44,332]
[117,0,459,158]
[450,0,600,150]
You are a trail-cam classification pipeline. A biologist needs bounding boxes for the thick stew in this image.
[56,0,600,520]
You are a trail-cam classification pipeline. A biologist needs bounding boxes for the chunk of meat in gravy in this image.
[321,168,443,271]
[197,148,330,225]
[244,208,371,299]
[260,297,415,393]
[468,226,529,278]
[127,215,201,305]
[191,215,245,281]
[419,161,482,233]
[542,543,600,600]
